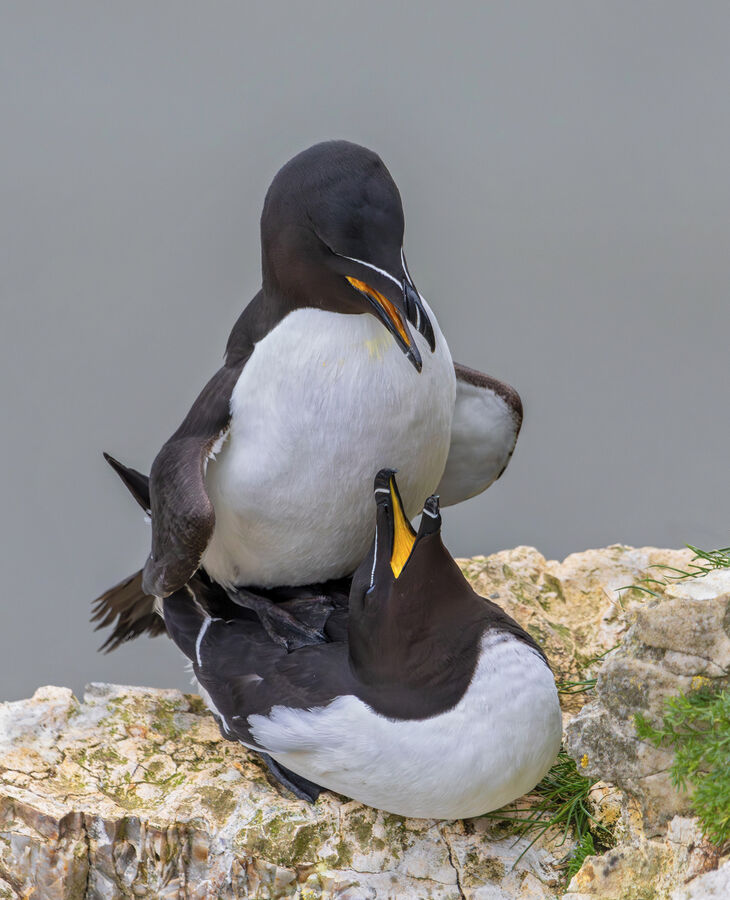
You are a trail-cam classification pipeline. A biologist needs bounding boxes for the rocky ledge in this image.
[1,546,729,899]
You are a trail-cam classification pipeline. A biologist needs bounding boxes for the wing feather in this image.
[142,365,240,596]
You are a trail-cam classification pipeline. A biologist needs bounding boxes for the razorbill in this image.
[157,470,561,819]
[97,140,523,645]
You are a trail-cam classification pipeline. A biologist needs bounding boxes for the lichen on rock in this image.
[0,682,565,899]
[2,546,729,898]
[563,566,730,899]
[565,570,730,833]
[459,544,696,715]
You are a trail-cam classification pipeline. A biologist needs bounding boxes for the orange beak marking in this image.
[346,276,410,346]
[389,476,417,578]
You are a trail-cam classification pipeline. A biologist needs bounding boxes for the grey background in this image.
[1,3,728,702]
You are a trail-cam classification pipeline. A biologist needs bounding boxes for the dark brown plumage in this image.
[90,570,163,652]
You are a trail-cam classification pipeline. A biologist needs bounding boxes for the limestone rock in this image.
[0,683,566,899]
[563,815,726,900]
[460,544,694,713]
[565,570,730,833]
[671,859,730,899]
[2,546,728,899]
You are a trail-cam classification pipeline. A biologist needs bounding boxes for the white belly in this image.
[247,635,563,819]
[202,306,455,587]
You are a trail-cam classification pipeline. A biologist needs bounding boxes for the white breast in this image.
[202,306,455,588]
[247,633,562,819]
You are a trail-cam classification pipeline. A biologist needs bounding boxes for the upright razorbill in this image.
[95,140,523,647]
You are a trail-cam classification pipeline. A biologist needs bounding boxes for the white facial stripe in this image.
[369,525,378,590]
[374,487,390,494]
[400,246,426,306]
[195,616,212,667]
[422,507,439,519]
[338,253,401,290]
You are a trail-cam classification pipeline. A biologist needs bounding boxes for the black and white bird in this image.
[96,140,523,646]
[159,470,561,819]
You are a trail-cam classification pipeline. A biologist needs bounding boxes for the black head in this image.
[260,141,435,370]
[348,469,479,673]
[345,469,494,716]
[350,468,443,599]
[347,471,549,714]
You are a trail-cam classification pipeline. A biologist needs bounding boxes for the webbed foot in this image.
[226,587,327,650]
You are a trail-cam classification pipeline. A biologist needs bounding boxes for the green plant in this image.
[621,544,730,599]
[556,676,597,695]
[673,545,730,576]
[556,645,618,696]
[635,684,730,845]
[484,749,614,873]
[565,830,596,882]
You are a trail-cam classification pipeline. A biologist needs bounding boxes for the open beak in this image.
[346,276,424,372]
[372,469,441,580]
[386,473,417,578]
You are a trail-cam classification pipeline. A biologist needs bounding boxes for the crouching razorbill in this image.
[159,470,561,820]
[95,140,523,649]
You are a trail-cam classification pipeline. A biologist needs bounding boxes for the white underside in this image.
[436,379,519,507]
[202,306,455,587]
[245,634,562,819]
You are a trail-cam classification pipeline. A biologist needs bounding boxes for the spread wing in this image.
[436,363,523,507]
[142,365,239,596]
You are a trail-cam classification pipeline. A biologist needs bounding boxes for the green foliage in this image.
[565,830,595,882]
[635,684,730,845]
[679,545,730,575]
[484,749,614,874]
[622,544,730,599]
[556,645,618,696]
[556,676,597,695]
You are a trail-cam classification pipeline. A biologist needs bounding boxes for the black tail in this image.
[92,453,157,651]
[91,569,164,652]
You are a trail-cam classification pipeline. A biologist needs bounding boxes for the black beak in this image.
[401,251,436,353]
[352,471,445,605]
[330,247,435,372]
[402,280,435,354]
[346,276,424,372]
[415,493,441,538]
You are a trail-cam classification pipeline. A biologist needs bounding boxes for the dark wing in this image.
[162,581,354,750]
[436,363,523,507]
[141,290,286,597]
[142,365,240,596]
[103,453,151,512]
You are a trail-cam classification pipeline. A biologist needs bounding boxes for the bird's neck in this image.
[348,538,488,711]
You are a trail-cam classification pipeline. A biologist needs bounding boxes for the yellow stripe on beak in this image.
[346,276,410,346]
[389,476,416,578]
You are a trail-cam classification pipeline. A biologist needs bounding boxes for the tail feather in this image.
[91,569,165,652]
[94,452,157,651]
